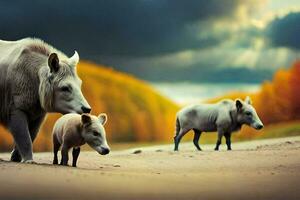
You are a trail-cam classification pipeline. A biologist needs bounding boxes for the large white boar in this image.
[0,38,91,163]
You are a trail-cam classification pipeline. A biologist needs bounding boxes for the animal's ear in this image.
[236,99,243,111]
[69,51,79,66]
[81,114,91,125]
[245,96,252,105]
[98,113,107,125]
[48,53,59,73]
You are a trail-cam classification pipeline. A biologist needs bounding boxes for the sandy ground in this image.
[0,136,300,200]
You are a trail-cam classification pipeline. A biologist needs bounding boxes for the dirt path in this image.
[0,136,300,200]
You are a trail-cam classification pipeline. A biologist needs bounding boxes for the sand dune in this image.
[0,136,300,200]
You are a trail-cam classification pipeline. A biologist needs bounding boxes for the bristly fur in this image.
[22,38,68,60]
[27,42,51,57]
[0,38,73,114]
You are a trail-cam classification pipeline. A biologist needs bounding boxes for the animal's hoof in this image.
[11,157,22,162]
[10,152,22,162]
[60,163,69,166]
[53,159,58,164]
[22,160,37,164]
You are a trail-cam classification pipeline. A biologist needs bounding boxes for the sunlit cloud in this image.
[2,0,299,82]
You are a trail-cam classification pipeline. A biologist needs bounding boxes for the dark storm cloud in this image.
[266,12,300,50]
[0,0,240,57]
[109,57,273,83]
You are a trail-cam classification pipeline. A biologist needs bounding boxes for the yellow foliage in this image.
[1,60,300,151]
[0,61,179,152]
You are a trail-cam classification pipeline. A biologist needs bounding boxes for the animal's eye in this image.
[245,111,252,116]
[93,131,99,136]
[61,86,71,93]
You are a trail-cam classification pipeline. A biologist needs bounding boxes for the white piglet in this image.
[52,113,110,167]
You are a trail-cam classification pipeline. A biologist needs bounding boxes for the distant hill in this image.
[0,61,179,151]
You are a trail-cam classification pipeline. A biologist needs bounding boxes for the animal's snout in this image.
[256,124,264,130]
[101,147,110,155]
[81,106,91,113]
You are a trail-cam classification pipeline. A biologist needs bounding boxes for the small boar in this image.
[52,113,110,167]
[174,96,263,151]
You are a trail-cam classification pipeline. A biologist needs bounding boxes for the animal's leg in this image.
[224,132,232,150]
[8,110,33,162]
[173,117,180,150]
[10,115,45,162]
[174,128,190,151]
[214,130,224,151]
[173,118,180,141]
[60,144,70,166]
[193,129,202,151]
[29,114,46,142]
[10,145,22,162]
[53,135,61,165]
[72,147,80,167]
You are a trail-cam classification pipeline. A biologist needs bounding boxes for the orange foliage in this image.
[0,61,178,152]
[289,61,300,118]
[209,61,300,139]
[1,60,299,151]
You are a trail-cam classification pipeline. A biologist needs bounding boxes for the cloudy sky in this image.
[1,0,300,82]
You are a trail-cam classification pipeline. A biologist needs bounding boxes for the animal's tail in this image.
[174,117,180,138]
